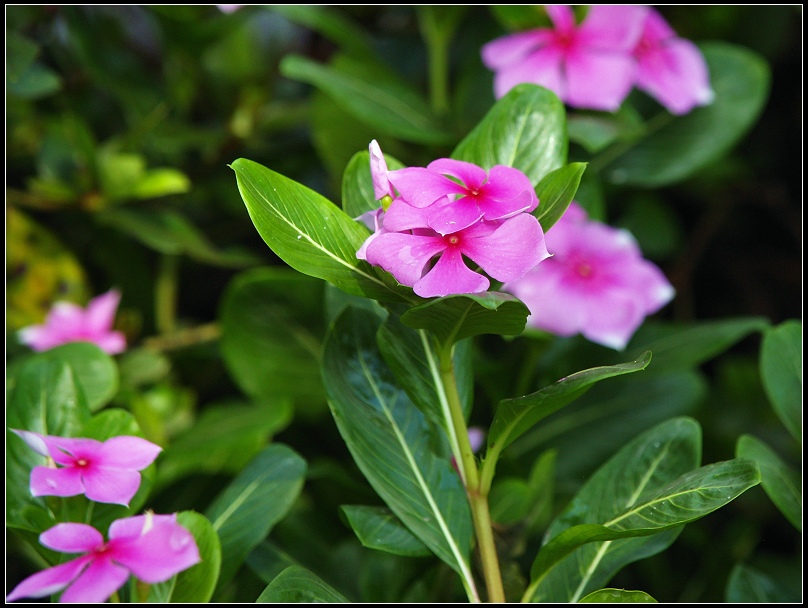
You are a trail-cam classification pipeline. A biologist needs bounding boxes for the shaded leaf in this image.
[40,342,118,412]
[341,505,432,557]
[534,162,587,233]
[269,5,374,56]
[759,319,802,443]
[257,566,350,603]
[725,562,801,603]
[579,588,657,603]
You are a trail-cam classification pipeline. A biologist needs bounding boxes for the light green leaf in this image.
[280,54,452,145]
[579,588,657,603]
[148,511,222,603]
[322,307,478,601]
[602,43,770,186]
[452,83,567,184]
[341,505,432,557]
[257,566,350,603]
[204,444,307,595]
[341,149,404,219]
[40,342,119,412]
[534,162,587,232]
[736,434,801,531]
[232,157,411,303]
[759,319,801,443]
[401,292,530,348]
[131,168,191,199]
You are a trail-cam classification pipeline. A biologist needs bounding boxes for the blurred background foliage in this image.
[6,5,801,603]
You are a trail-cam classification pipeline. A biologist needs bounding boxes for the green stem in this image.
[438,345,505,603]
[84,500,95,525]
[587,111,675,174]
[155,253,179,335]
[419,7,451,115]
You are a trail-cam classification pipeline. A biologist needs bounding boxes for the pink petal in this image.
[481,29,549,70]
[108,514,151,540]
[365,232,446,288]
[427,197,485,235]
[84,290,121,334]
[40,436,102,466]
[59,556,131,604]
[82,467,143,506]
[492,46,565,100]
[91,331,128,355]
[97,436,162,469]
[381,197,439,232]
[17,325,55,352]
[545,5,576,33]
[10,429,50,457]
[414,248,489,298]
[478,188,538,221]
[426,158,488,191]
[6,556,93,602]
[30,466,85,498]
[387,167,462,208]
[639,8,678,44]
[579,292,646,350]
[483,165,538,210]
[369,140,393,200]
[579,5,648,50]
[461,215,550,282]
[40,523,104,553]
[111,517,200,583]
[635,38,714,114]
[564,50,636,111]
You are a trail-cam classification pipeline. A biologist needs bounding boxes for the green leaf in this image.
[219,267,327,414]
[736,434,801,531]
[6,357,90,531]
[725,563,801,603]
[579,588,657,603]
[452,83,567,184]
[268,5,374,56]
[527,418,759,603]
[401,292,530,348]
[759,320,801,443]
[257,566,350,603]
[534,162,587,232]
[489,478,532,525]
[341,505,432,557]
[40,342,119,412]
[204,443,307,595]
[131,168,192,199]
[148,511,222,603]
[487,352,652,475]
[280,54,452,145]
[341,149,404,219]
[322,307,477,599]
[232,157,410,302]
[601,43,770,186]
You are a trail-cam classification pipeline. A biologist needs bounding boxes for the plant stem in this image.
[419,7,451,115]
[439,346,505,603]
[155,253,179,335]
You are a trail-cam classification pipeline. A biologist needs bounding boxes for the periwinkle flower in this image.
[481,5,647,111]
[6,514,200,603]
[18,289,127,355]
[12,430,162,506]
[503,202,675,350]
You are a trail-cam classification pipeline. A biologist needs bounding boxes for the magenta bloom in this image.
[632,8,714,115]
[481,5,647,111]
[12,430,162,506]
[6,514,200,603]
[18,289,127,355]
[369,139,396,202]
[364,214,550,299]
[503,202,675,350]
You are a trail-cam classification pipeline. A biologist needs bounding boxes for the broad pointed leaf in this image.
[401,292,530,348]
[534,162,587,233]
[205,443,307,594]
[759,319,801,443]
[452,83,567,184]
[341,505,432,557]
[322,307,478,600]
[40,342,118,412]
[257,566,350,603]
[232,157,410,302]
[725,563,802,603]
[579,588,657,603]
[736,434,801,531]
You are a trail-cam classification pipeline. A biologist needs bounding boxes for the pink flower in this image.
[632,8,714,115]
[503,202,675,350]
[18,289,127,355]
[217,4,242,13]
[481,5,648,111]
[386,159,538,235]
[12,430,162,506]
[364,214,550,299]
[369,139,396,202]
[6,514,200,603]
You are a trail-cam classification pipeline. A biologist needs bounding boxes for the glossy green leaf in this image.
[759,319,801,443]
[232,157,410,302]
[341,505,432,557]
[146,511,221,603]
[401,292,530,348]
[257,566,350,603]
[41,342,118,412]
[268,5,373,56]
[567,107,645,154]
[486,352,652,481]
[280,54,452,145]
[527,417,701,602]
[579,588,657,603]
[341,149,404,219]
[489,478,532,525]
[602,43,770,186]
[204,443,307,594]
[452,83,567,184]
[322,307,478,600]
[534,162,587,233]
[725,563,801,603]
[736,434,801,531]
[219,267,327,413]
[377,312,474,431]
[6,357,90,531]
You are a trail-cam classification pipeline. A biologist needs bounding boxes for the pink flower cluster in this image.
[481,5,714,115]
[357,141,551,298]
[7,431,200,603]
[503,202,675,350]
